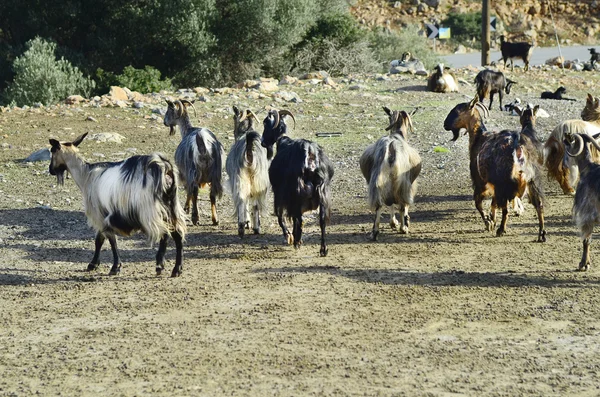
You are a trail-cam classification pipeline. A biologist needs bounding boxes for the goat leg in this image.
[292,216,303,249]
[210,192,219,226]
[107,234,122,276]
[191,186,200,225]
[319,203,328,257]
[88,232,106,271]
[488,93,494,112]
[252,204,260,234]
[155,234,169,275]
[489,197,498,231]
[528,183,546,242]
[184,194,192,214]
[400,204,409,234]
[498,92,504,112]
[580,236,592,271]
[389,205,399,230]
[496,206,509,237]
[475,192,493,232]
[170,231,184,277]
[237,201,247,238]
[371,206,382,241]
[277,209,293,245]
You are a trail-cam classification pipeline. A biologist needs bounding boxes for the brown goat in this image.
[444,97,546,241]
[543,93,600,194]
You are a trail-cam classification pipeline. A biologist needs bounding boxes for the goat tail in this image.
[318,182,332,225]
[210,139,224,200]
[146,154,187,242]
[543,133,565,184]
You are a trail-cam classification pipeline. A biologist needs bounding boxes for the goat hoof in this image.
[108,264,121,276]
[538,230,547,243]
[87,263,99,271]
[389,220,399,230]
[578,263,589,272]
[245,221,250,230]
[285,233,294,245]
[171,269,182,277]
[320,246,328,257]
[192,216,199,226]
[370,230,379,241]
[485,220,494,232]
[238,223,245,238]
[399,226,408,234]
[404,215,410,227]
[495,228,506,237]
[253,228,260,235]
[212,219,219,226]
[156,267,164,276]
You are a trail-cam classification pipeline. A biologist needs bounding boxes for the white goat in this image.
[360,107,422,240]
[164,99,224,225]
[427,63,459,93]
[48,133,186,277]
[225,106,271,237]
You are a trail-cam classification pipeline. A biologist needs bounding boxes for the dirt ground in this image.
[2,68,600,396]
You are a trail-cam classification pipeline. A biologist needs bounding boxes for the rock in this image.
[114,100,129,108]
[546,56,564,66]
[300,71,329,80]
[349,84,367,90]
[193,87,209,94]
[323,77,337,87]
[152,107,166,116]
[279,76,298,85]
[65,95,85,105]
[87,133,126,143]
[133,101,145,109]
[454,45,467,54]
[24,148,51,162]
[274,91,302,103]
[86,116,98,122]
[252,78,279,92]
[417,3,429,13]
[108,86,129,101]
[128,91,146,102]
[423,0,440,8]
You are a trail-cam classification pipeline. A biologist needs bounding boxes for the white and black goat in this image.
[500,35,534,72]
[427,64,459,93]
[225,106,271,237]
[261,109,334,256]
[444,96,546,241]
[359,107,421,240]
[475,69,516,111]
[564,132,600,271]
[164,99,224,225]
[48,133,187,277]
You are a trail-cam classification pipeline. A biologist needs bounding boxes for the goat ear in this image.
[382,106,392,116]
[409,107,420,116]
[233,105,240,116]
[533,105,540,116]
[587,93,594,103]
[508,79,517,85]
[515,106,523,116]
[49,139,61,149]
[72,133,88,147]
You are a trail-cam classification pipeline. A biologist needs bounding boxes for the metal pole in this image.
[481,0,490,66]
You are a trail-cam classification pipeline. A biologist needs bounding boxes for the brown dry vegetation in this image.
[1,68,600,395]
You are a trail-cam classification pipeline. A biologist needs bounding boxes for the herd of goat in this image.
[47,43,600,277]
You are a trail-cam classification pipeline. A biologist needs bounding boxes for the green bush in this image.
[369,25,442,71]
[3,37,95,106]
[442,12,482,44]
[116,65,172,93]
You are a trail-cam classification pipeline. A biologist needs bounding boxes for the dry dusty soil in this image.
[2,68,600,396]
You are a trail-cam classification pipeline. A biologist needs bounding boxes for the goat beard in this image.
[56,171,66,186]
[169,125,175,136]
[450,128,461,141]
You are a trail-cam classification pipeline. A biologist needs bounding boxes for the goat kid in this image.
[544,93,600,194]
[564,132,600,271]
[500,35,534,71]
[427,63,459,93]
[359,107,421,240]
[48,133,186,277]
[226,106,271,237]
[540,86,576,101]
[475,69,516,111]
[444,97,546,241]
[164,99,224,225]
[261,109,334,257]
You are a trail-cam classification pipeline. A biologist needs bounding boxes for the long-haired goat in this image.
[443,96,546,241]
[48,133,186,277]
[543,93,600,194]
[164,99,224,225]
[475,69,516,111]
[261,109,334,257]
[359,107,421,240]
[225,106,271,237]
[564,132,600,271]
[427,64,459,93]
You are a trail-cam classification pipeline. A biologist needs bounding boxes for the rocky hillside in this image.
[351,0,600,51]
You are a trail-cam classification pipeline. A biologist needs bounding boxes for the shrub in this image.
[3,37,95,106]
[115,65,172,94]
[442,12,485,47]
[369,25,442,71]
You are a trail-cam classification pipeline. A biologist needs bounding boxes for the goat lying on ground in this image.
[48,133,187,276]
[261,109,334,256]
[427,64,459,93]
[359,107,421,240]
[443,96,546,241]
[564,132,600,271]
[590,48,599,69]
[540,86,576,101]
[500,35,534,71]
[164,99,224,225]
[544,93,600,194]
[475,69,516,111]
[225,106,271,238]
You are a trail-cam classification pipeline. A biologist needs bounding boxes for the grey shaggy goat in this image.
[164,99,224,226]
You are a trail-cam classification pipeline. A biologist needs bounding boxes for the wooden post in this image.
[482,0,490,66]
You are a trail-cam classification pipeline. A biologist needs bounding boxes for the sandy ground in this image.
[1,68,600,396]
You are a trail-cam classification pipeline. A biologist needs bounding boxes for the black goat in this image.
[500,35,533,71]
[261,109,334,256]
[475,69,516,111]
[541,86,576,101]
[590,48,599,69]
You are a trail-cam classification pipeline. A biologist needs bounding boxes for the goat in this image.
[164,99,224,226]
[543,93,600,194]
[589,48,599,69]
[225,106,271,238]
[475,69,516,111]
[260,109,334,257]
[541,86,576,101]
[564,132,600,271]
[48,133,186,277]
[499,35,534,71]
[359,107,421,240]
[427,63,459,93]
[443,96,546,241]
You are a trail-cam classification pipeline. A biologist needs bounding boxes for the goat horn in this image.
[566,133,584,157]
[271,110,280,129]
[278,110,296,128]
[238,109,247,123]
[385,111,400,131]
[165,99,174,107]
[174,100,184,118]
[475,102,489,119]
[403,111,414,134]
[180,99,197,119]
[410,107,421,116]
[246,110,258,122]
[588,133,600,152]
